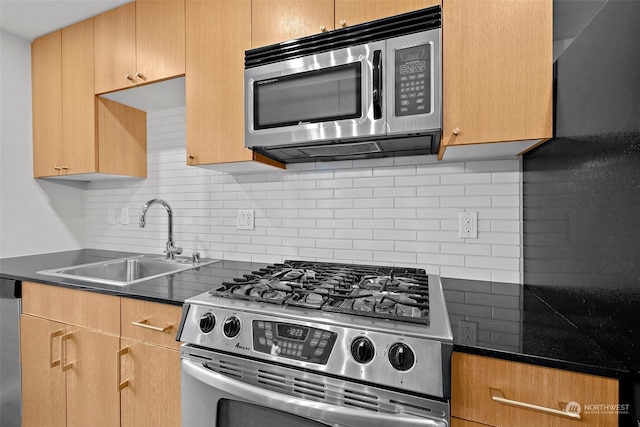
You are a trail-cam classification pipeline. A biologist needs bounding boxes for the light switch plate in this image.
[107,208,116,225]
[121,208,129,225]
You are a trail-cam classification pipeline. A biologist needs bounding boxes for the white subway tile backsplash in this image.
[354,240,394,251]
[84,108,524,283]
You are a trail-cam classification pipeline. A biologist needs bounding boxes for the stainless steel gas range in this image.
[177,260,453,427]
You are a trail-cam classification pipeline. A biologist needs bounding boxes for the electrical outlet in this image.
[237,209,255,230]
[107,208,116,225]
[459,320,478,345]
[458,211,478,239]
[121,208,129,225]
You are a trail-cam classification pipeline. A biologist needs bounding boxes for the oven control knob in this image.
[350,337,375,364]
[223,316,241,338]
[388,343,415,371]
[198,312,216,334]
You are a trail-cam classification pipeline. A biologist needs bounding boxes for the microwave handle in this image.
[372,50,382,120]
[183,359,445,427]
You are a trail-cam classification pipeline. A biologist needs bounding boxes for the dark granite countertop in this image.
[1,249,635,382]
[441,278,631,379]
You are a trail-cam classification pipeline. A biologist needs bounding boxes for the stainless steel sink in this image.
[38,255,219,286]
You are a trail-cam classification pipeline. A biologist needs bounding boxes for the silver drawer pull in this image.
[490,388,581,420]
[132,319,171,332]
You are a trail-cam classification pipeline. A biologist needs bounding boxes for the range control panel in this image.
[252,320,337,365]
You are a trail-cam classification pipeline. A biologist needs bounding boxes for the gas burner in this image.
[209,260,430,324]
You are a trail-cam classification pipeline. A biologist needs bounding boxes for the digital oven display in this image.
[277,324,308,341]
[253,320,337,364]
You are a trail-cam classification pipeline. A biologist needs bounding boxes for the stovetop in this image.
[209,260,431,325]
[182,260,452,343]
[178,260,453,397]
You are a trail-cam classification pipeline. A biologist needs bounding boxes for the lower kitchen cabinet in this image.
[451,352,619,427]
[65,327,121,427]
[21,318,120,427]
[20,282,183,426]
[21,282,121,427]
[20,315,66,427]
[119,339,181,427]
[120,297,182,427]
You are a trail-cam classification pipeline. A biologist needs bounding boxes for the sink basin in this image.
[38,255,219,286]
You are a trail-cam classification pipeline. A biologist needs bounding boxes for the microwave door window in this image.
[254,63,362,129]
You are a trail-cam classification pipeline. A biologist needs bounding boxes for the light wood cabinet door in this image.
[119,339,181,427]
[61,17,97,175]
[441,0,552,154]
[186,0,282,170]
[136,0,185,85]
[64,327,121,427]
[31,30,63,178]
[94,0,185,94]
[20,315,66,427]
[94,2,137,94]
[97,97,148,177]
[451,353,619,427]
[335,0,439,28]
[185,0,252,165]
[251,0,334,48]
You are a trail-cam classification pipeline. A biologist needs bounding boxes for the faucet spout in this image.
[139,199,182,259]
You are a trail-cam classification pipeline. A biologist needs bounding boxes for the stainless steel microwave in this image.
[244,6,442,163]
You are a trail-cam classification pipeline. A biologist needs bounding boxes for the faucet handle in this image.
[191,252,201,263]
[165,243,183,259]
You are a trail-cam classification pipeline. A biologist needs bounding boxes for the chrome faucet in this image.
[139,199,183,260]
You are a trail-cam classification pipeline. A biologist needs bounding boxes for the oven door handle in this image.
[183,359,446,427]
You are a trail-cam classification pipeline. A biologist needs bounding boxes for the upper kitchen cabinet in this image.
[334,0,439,29]
[439,0,553,161]
[251,0,334,48]
[31,19,147,180]
[31,30,62,178]
[251,0,438,48]
[186,0,284,171]
[32,19,96,178]
[94,0,185,94]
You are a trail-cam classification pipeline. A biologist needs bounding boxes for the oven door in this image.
[182,347,449,427]
[245,40,385,150]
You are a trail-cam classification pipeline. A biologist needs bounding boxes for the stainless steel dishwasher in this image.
[0,279,21,426]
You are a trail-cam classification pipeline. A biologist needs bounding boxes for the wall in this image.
[0,30,84,259]
[85,107,523,283]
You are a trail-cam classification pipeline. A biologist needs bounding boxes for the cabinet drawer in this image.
[22,282,119,334]
[121,298,182,349]
[451,353,618,427]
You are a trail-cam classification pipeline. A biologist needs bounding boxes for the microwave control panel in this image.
[395,44,431,117]
[252,320,337,365]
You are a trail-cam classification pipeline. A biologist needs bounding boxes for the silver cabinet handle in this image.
[490,388,581,420]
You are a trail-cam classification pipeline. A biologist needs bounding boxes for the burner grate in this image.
[209,260,430,324]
